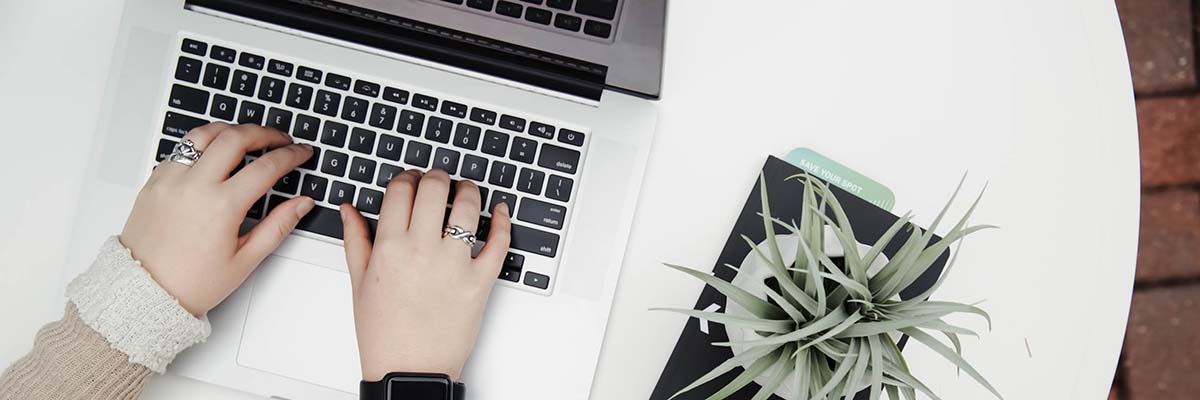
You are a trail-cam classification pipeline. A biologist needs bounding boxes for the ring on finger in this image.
[442,225,477,247]
[166,139,204,167]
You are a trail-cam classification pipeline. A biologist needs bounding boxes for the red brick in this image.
[1122,285,1200,400]
[1137,96,1200,186]
[1116,0,1196,95]
[1137,189,1200,282]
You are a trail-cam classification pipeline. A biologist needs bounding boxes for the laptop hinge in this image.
[185,0,608,102]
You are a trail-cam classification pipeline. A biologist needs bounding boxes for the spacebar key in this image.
[510,224,559,258]
[270,195,379,240]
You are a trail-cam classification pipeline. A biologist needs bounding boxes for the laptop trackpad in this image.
[237,256,361,395]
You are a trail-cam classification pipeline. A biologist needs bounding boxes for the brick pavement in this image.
[1114,0,1200,399]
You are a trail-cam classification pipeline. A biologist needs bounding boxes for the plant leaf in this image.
[799,311,864,352]
[742,234,818,316]
[703,346,785,400]
[812,339,860,399]
[650,308,795,334]
[714,306,850,348]
[900,328,1004,399]
[868,335,884,400]
[663,263,785,320]
[669,342,783,399]
[750,346,796,400]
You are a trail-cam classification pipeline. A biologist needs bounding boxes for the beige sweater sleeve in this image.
[0,236,212,400]
[0,305,152,400]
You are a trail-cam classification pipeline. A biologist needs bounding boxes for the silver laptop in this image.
[59,0,665,398]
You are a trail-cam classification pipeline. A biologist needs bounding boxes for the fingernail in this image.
[296,197,315,219]
[299,143,313,151]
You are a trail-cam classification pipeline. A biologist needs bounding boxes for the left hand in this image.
[120,123,316,316]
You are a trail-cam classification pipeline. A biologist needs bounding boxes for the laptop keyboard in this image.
[423,0,621,42]
[157,35,590,295]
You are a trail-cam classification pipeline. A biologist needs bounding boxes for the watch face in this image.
[388,376,450,400]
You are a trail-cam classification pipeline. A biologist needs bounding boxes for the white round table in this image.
[0,1,1138,399]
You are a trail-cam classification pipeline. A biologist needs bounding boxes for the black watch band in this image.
[360,372,465,400]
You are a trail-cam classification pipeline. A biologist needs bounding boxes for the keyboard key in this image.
[575,0,618,20]
[300,174,329,201]
[496,0,523,18]
[321,121,349,147]
[209,45,236,63]
[511,225,559,257]
[404,141,433,168]
[554,14,582,31]
[518,198,565,229]
[453,123,482,150]
[208,94,236,121]
[354,80,381,97]
[432,148,461,175]
[525,7,552,24]
[341,96,368,123]
[558,128,585,146]
[288,200,346,239]
[369,103,398,130]
[470,107,497,125]
[488,190,518,216]
[238,101,266,124]
[203,63,231,90]
[156,138,177,162]
[162,111,208,138]
[377,134,405,161]
[444,0,465,4]
[377,163,405,187]
[546,175,573,202]
[413,93,438,111]
[314,90,341,117]
[489,161,517,188]
[239,52,265,70]
[325,73,352,90]
[504,252,525,269]
[499,114,526,132]
[322,150,349,177]
[425,117,454,143]
[383,86,409,105]
[297,66,323,83]
[524,271,550,289]
[510,137,537,163]
[584,20,613,38]
[478,187,490,211]
[529,121,555,139]
[441,101,468,118]
[516,168,546,195]
[538,143,580,174]
[398,110,425,136]
[259,77,286,103]
[231,70,257,96]
[356,188,385,214]
[499,269,520,282]
[168,84,210,114]
[175,57,202,83]
[182,38,207,56]
[349,128,376,154]
[268,59,294,76]
[301,149,320,170]
[482,130,509,157]
[293,114,321,140]
[467,0,494,10]
[248,196,266,220]
[265,108,292,133]
[329,181,356,206]
[349,157,377,184]
[546,0,572,10]
[273,170,301,194]
[286,83,314,109]
[461,154,488,182]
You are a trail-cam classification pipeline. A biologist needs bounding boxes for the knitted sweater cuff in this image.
[65,236,211,373]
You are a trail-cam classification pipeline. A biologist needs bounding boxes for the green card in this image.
[784,148,896,211]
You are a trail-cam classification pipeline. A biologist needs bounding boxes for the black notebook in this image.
[649,156,949,400]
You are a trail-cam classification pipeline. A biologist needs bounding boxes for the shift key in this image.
[510,224,560,258]
[517,198,566,230]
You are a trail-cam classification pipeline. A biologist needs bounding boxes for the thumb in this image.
[340,203,373,290]
[235,196,315,273]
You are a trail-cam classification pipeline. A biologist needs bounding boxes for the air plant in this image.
[657,173,1002,400]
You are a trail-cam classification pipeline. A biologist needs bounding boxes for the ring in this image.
[167,139,203,167]
[442,225,477,247]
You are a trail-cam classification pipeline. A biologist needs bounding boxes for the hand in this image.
[341,169,512,382]
[120,123,316,316]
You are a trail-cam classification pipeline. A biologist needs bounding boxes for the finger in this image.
[340,204,373,290]
[445,180,482,253]
[409,169,452,238]
[233,196,316,274]
[155,122,230,178]
[192,124,293,181]
[474,202,512,276]
[377,170,421,239]
[227,143,313,204]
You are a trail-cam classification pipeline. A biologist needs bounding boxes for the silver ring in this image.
[442,225,477,247]
[167,139,203,167]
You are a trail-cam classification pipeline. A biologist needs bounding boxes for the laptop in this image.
[59,0,664,398]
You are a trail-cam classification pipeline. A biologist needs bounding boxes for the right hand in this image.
[340,169,512,382]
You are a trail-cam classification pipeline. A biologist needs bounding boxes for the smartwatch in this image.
[360,372,466,400]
